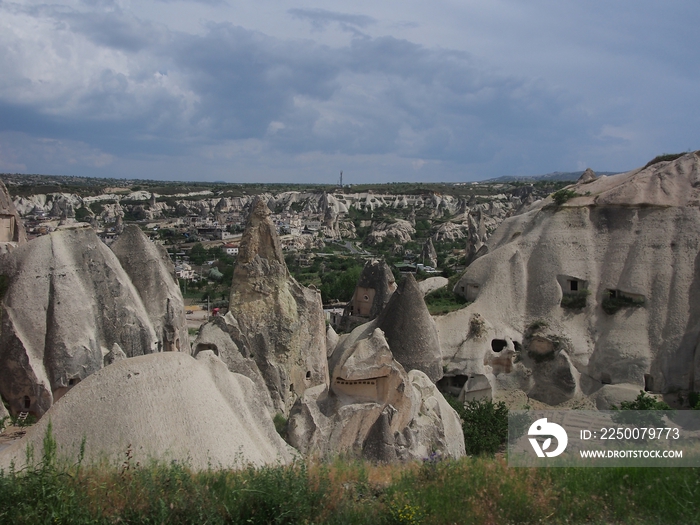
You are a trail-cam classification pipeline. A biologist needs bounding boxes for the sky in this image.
[0,0,698,184]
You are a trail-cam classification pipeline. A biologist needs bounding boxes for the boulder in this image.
[0,224,158,417]
[0,352,296,470]
[376,274,443,382]
[227,198,328,415]
[577,168,598,184]
[111,225,189,353]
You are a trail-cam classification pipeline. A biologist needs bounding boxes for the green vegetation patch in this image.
[602,294,645,315]
[644,152,688,169]
[560,289,590,310]
[551,189,578,205]
[1,425,699,525]
[424,286,468,315]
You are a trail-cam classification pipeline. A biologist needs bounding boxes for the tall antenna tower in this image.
[339,171,343,188]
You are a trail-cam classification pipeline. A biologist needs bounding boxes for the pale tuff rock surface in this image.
[226,198,329,415]
[287,322,464,461]
[441,152,700,405]
[421,238,438,268]
[0,352,296,470]
[111,225,189,353]
[340,259,397,331]
[376,274,443,383]
[577,168,598,184]
[365,219,416,246]
[418,276,449,296]
[0,181,26,252]
[0,224,158,417]
[0,398,8,420]
[191,318,274,414]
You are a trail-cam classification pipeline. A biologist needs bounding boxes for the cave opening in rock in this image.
[644,374,654,392]
[491,339,507,353]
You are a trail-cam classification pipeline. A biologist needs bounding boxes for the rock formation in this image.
[111,225,189,353]
[0,223,159,417]
[191,318,274,413]
[376,274,443,383]
[440,152,700,406]
[223,198,329,414]
[287,321,464,461]
[365,219,415,245]
[421,238,438,268]
[418,276,449,296]
[340,259,397,331]
[577,168,598,184]
[0,352,296,470]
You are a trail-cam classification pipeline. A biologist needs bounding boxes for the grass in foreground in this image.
[1,449,698,524]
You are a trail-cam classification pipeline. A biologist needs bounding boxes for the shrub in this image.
[424,287,468,316]
[644,152,686,169]
[601,294,645,315]
[551,189,578,205]
[447,397,509,456]
[611,391,673,427]
[560,289,590,310]
[689,391,700,409]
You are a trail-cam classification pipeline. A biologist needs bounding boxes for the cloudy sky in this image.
[0,0,697,183]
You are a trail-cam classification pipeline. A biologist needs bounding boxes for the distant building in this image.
[223,243,239,256]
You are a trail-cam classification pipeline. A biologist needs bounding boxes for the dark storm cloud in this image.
[7,1,689,180]
[0,7,593,173]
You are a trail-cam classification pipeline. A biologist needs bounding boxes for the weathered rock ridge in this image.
[0,223,187,417]
[440,152,700,406]
[112,225,189,353]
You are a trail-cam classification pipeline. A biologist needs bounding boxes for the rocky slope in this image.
[439,153,700,407]
[0,352,296,470]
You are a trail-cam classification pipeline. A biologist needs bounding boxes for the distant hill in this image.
[484,170,622,183]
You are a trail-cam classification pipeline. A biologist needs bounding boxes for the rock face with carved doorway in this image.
[287,320,464,461]
[339,259,396,331]
[438,152,700,406]
[0,181,26,254]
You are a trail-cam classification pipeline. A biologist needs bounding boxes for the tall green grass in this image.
[0,426,698,524]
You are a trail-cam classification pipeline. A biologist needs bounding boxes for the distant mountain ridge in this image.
[484,170,622,183]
